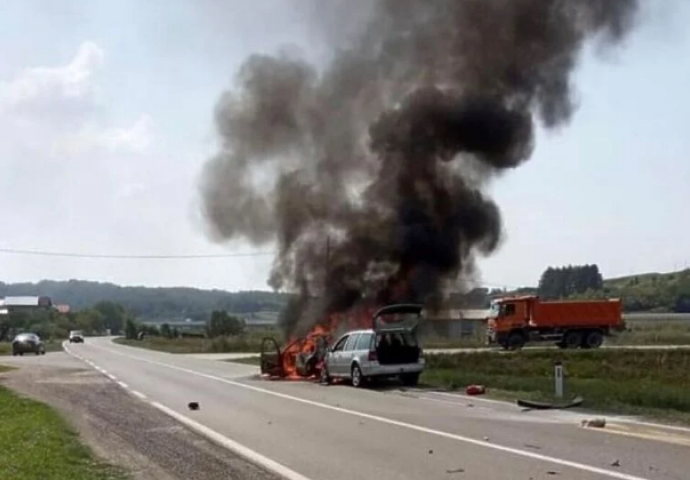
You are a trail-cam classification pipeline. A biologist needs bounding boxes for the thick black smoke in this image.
[200,0,640,337]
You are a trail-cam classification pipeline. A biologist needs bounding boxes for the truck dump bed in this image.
[531,299,622,329]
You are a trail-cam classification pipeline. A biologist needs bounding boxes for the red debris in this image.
[465,384,486,396]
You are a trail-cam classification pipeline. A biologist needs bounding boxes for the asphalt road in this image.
[55,337,690,480]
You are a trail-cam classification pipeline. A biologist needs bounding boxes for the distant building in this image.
[422,308,490,338]
[55,304,71,314]
[0,296,54,315]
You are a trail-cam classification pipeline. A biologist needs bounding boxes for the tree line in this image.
[124,309,247,340]
[537,264,604,300]
[0,301,132,341]
[537,264,690,313]
[0,280,291,321]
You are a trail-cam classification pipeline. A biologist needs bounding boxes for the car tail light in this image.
[367,350,377,361]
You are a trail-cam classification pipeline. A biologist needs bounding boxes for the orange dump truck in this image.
[486,295,623,350]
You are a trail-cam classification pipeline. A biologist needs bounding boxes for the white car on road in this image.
[321,304,425,388]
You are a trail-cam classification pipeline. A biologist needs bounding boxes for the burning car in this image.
[260,304,424,386]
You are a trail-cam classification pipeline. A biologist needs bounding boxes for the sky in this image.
[0,0,688,292]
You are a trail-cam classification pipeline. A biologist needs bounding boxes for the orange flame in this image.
[272,304,379,380]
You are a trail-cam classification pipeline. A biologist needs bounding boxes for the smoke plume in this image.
[200,0,640,336]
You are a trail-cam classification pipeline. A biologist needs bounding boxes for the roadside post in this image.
[554,360,564,398]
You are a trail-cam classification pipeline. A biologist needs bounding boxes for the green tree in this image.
[160,323,173,338]
[206,310,244,338]
[124,318,138,340]
[538,264,603,299]
[93,301,129,334]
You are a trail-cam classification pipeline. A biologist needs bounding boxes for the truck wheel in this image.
[507,332,525,350]
[582,330,604,349]
[563,331,582,349]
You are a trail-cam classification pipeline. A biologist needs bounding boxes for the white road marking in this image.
[131,390,147,400]
[94,345,651,480]
[150,401,313,480]
[61,343,315,480]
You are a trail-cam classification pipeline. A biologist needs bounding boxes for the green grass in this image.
[0,384,127,480]
[421,332,487,349]
[114,329,279,354]
[422,350,690,423]
[610,319,690,346]
[0,341,64,356]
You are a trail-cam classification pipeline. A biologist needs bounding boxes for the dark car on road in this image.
[12,333,46,356]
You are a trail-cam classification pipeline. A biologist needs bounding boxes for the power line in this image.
[0,247,276,260]
[0,246,526,288]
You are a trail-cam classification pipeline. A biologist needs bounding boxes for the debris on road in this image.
[580,418,606,429]
[446,468,465,474]
[611,459,621,467]
[483,436,490,442]
[187,402,199,411]
[465,384,486,395]
[516,395,583,410]
[428,449,434,455]
[546,471,559,476]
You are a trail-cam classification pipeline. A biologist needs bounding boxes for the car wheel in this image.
[351,364,365,388]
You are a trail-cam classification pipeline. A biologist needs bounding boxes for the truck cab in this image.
[487,297,531,349]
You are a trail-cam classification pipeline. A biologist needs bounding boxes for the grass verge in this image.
[113,330,277,354]
[421,349,690,424]
[0,383,127,480]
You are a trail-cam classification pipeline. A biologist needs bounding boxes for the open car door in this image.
[260,337,283,377]
[372,304,423,333]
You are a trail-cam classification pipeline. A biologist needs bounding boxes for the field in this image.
[0,341,64,356]
[0,372,126,480]
[114,327,279,354]
[422,349,690,423]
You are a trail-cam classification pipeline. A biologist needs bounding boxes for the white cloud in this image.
[0,41,104,110]
[51,113,156,155]
[0,41,162,233]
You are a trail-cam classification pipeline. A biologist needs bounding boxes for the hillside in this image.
[600,269,690,312]
[0,280,292,322]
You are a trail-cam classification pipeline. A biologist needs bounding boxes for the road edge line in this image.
[61,341,313,480]
[148,400,312,480]
[94,344,650,480]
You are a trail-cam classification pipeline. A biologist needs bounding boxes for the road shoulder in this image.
[0,354,281,480]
